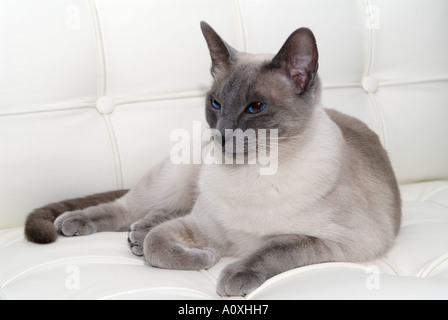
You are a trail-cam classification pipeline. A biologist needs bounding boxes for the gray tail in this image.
[25,190,128,244]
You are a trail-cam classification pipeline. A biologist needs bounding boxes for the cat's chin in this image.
[222,152,261,168]
[212,141,256,163]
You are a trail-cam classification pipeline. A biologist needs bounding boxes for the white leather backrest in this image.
[1,0,447,228]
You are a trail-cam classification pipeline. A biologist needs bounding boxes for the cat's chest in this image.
[196,162,330,236]
[200,163,296,206]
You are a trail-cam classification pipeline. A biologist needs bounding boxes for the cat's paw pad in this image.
[54,211,96,237]
[217,264,265,297]
[128,219,155,256]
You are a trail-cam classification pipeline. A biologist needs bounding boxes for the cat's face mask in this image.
[201,22,321,159]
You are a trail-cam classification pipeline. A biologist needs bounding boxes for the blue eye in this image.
[247,102,267,114]
[211,99,222,110]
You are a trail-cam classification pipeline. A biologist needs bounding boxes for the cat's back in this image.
[325,108,395,172]
[325,108,401,235]
[325,108,394,179]
[325,109,381,152]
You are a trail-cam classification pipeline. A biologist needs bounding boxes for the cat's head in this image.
[201,21,321,157]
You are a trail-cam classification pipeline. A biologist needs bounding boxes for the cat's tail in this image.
[25,190,128,244]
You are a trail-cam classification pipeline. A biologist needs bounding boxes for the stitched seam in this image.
[113,90,206,107]
[87,0,107,96]
[418,253,448,278]
[97,287,217,300]
[421,184,448,201]
[323,83,361,89]
[1,255,144,289]
[0,93,205,117]
[246,262,374,300]
[102,114,124,189]
[368,92,388,149]
[362,0,388,149]
[2,76,444,117]
[87,0,122,189]
[232,0,246,51]
[380,76,448,87]
[362,0,375,77]
[0,105,94,118]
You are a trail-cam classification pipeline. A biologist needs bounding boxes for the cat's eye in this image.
[211,99,222,110]
[247,102,267,114]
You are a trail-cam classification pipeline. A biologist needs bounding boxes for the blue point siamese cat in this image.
[25,22,401,297]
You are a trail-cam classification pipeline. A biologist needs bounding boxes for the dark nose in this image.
[215,118,234,148]
[214,129,232,148]
[217,131,226,147]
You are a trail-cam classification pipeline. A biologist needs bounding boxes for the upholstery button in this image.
[362,76,379,93]
[96,96,115,114]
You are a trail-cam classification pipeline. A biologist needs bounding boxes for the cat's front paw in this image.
[128,218,157,256]
[54,211,96,237]
[144,228,220,270]
[217,262,266,297]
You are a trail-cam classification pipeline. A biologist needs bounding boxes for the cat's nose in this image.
[214,129,232,148]
[216,131,226,147]
[215,118,235,148]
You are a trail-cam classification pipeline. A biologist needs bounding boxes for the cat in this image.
[25,21,401,297]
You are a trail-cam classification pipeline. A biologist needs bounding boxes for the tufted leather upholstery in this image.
[1,0,447,299]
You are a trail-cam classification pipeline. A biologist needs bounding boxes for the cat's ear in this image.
[269,28,319,93]
[200,21,238,77]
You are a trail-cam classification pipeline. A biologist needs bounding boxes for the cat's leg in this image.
[53,159,200,239]
[143,216,220,271]
[128,209,186,256]
[217,234,347,296]
[54,199,130,237]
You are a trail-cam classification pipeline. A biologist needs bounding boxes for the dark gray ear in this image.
[200,21,238,76]
[269,28,319,93]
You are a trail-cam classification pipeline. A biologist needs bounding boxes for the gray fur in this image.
[25,22,401,297]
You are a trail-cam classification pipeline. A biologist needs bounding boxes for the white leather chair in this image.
[1,0,447,299]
